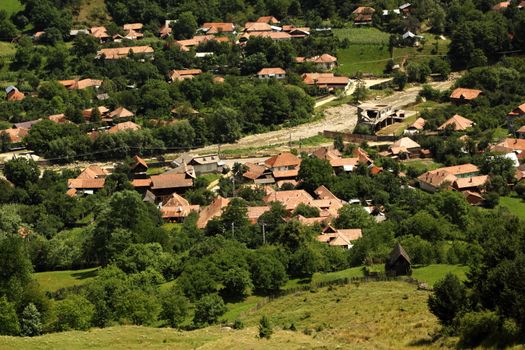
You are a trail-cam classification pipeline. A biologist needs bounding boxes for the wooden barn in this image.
[385,243,411,276]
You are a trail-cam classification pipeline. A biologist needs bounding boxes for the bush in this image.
[428,273,467,325]
[500,318,520,347]
[258,315,273,339]
[458,311,500,347]
[0,297,20,335]
[161,288,189,328]
[193,294,226,326]
[53,295,94,331]
[233,319,244,329]
[20,303,42,336]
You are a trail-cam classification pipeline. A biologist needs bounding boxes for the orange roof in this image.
[391,137,420,149]
[247,206,271,223]
[6,88,24,101]
[256,16,279,24]
[163,192,190,207]
[202,23,235,33]
[161,205,200,219]
[508,103,525,116]
[109,107,134,119]
[517,125,525,133]
[90,26,109,39]
[494,138,525,155]
[418,164,479,189]
[197,196,230,228]
[132,155,148,170]
[263,189,314,211]
[108,121,141,134]
[492,1,510,11]
[302,73,349,86]
[124,23,144,31]
[257,67,286,75]
[68,178,105,189]
[150,173,193,190]
[1,127,28,143]
[296,215,329,225]
[312,146,342,161]
[132,178,152,187]
[317,228,363,247]
[353,6,376,14]
[264,152,301,168]
[329,157,359,167]
[438,114,474,131]
[454,175,489,190]
[272,169,299,178]
[243,162,267,180]
[409,117,425,130]
[66,188,77,197]
[302,54,337,64]
[244,22,273,32]
[450,88,482,100]
[436,163,479,175]
[98,46,154,59]
[75,79,103,90]
[169,69,202,81]
[176,35,229,48]
[159,24,172,37]
[241,32,292,40]
[77,165,108,179]
[353,147,373,164]
[314,185,339,200]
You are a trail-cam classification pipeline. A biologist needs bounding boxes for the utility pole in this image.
[231,177,235,197]
[231,222,235,239]
[262,223,266,245]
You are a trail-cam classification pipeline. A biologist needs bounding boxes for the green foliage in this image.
[428,273,467,325]
[160,288,189,328]
[249,251,288,294]
[458,311,500,347]
[193,294,226,326]
[297,156,333,193]
[0,296,20,335]
[258,315,273,339]
[53,295,94,331]
[3,158,40,188]
[20,303,42,337]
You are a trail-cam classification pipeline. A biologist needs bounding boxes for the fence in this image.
[240,274,427,317]
[322,130,397,142]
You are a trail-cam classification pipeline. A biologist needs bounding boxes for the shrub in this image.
[428,273,467,325]
[161,288,189,328]
[53,295,94,331]
[458,311,500,347]
[258,315,273,339]
[20,303,42,336]
[193,294,226,326]
[233,319,244,329]
[500,318,520,347]
[0,297,20,335]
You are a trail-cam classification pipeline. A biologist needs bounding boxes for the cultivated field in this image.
[0,281,456,350]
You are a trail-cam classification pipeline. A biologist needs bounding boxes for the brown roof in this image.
[312,146,342,161]
[244,22,273,32]
[6,88,24,101]
[159,24,172,38]
[257,67,286,75]
[418,164,479,189]
[163,192,190,207]
[169,69,202,81]
[454,175,489,190]
[492,1,510,11]
[438,114,474,131]
[508,103,525,116]
[317,228,363,247]
[300,54,337,64]
[247,206,271,223]
[517,125,525,133]
[132,178,152,188]
[161,205,200,219]
[68,178,105,189]
[124,23,144,31]
[302,73,349,86]
[132,155,148,170]
[241,32,292,40]
[450,88,482,100]
[201,23,235,33]
[409,117,426,130]
[256,16,279,24]
[329,157,359,167]
[391,137,420,150]
[265,152,301,168]
[176,35,229,48]
[98,46,154,59]
[109,107,134,119]
[263,189,314,211]
[493,138,525,158]
[90,26,109,39]
[353,6,376,14]
[77,165,109,179]
[272,169,299,179]
[243,162,267,180]
[150,173,193,190]
[108,121,141,134]
[1,127,28,143]
[197,196,230,228]
[314,185,339,200]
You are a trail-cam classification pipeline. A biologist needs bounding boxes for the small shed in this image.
[385,243,411,276]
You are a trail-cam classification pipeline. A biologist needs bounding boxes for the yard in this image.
[498,194,525,220]
[34,267,99,292]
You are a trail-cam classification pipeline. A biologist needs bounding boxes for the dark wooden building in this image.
[385,243,411,276]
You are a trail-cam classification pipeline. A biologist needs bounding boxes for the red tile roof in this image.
[265,152,301,168]
[98,46,154,59]
[108,121,141,134]
[438,114,474,131]
[1,127,28,143]
[201,23,235,34]
[256,16,280,24]
[197,196,230,228]
[450,88,482,100]
[68,178,105,189]
[150,173,193,190]
[257,67,286,75]
[132,178,152,188]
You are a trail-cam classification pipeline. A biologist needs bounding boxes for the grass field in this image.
[0,281,455,350]
[333,27,390,44]
[411,264,468,286]
[0,0,23,15]
[403,158,444,173]
[499,194,525,220]
[34,268,99,292]
[376,113,419,136]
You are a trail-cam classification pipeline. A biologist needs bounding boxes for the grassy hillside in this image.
[0,281,455,350]
[499,194,525,220]
[34,268,99,292]
[0,0,23,15]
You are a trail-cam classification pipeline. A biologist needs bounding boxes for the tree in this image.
[428,273,467,325]
[193,294,226,326]
[297,156,333,192]
[160,288,189,328]
[292,203,320,218]
[53,295,94,331]
[352,81,368,103]
[172,11,197,40]
[249,252,288,294]
[258,315,273,339]
[393,71,407,90]
[221,267,253,300]
[0,297,20,335]
[4,158,40,188]
[334,205,374,229]
[20,303,42,336]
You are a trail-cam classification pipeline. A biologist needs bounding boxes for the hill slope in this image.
[0,281,454,350]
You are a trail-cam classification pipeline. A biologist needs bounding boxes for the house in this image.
[108,121,141,134]
[246,206,271,224]
[257,68,286,79]
[296,54,337,70]
[123,23,144,32]
[312,146,342,161]
[5,86,24,101]
[357,103,405,130]
[264,152,301,172]
[109,107,134,120]
[197,196,230,228]
[517,125,525,139]
[83,106,110,122]
[131,155,148,174]
[0,127,29,147]
[176,35,229,51]
[353,7,375,25]
[242,162,274,184]
[244,22,274,32]
[48,114,69,124]
[159,23,172,38]
[417,163,480,192]
[381,137,421,158]
[507,103,525,130]
[256,16,280,24]
[402,31,424,46]
[188,155,224,175]
[239,31,292,42]
[317,225,362,249]
[150,172,194,198]
[438,114,474,131]
[399,3,412,14]
[450,88,482,103]
[453,175,489,192]
[59,78,103,90]
[200,22,235,34]
[385,243,411,276]
[302,73,350,90]
[121,28,144,41]
[263,189,314,211]
[492,1,511,11]
[169,69,202,82]
[160,193,200,222]
[67,178,105,195]
[492,138,525,159]
[70,29,90,37]
[463,190,484,206]
[287,27,310,38]
[90,26,110,42]
[404,117,425,135]
[77,164,109,179]
[96,46,154,60]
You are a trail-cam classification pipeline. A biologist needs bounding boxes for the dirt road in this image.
[196,78,455,153]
